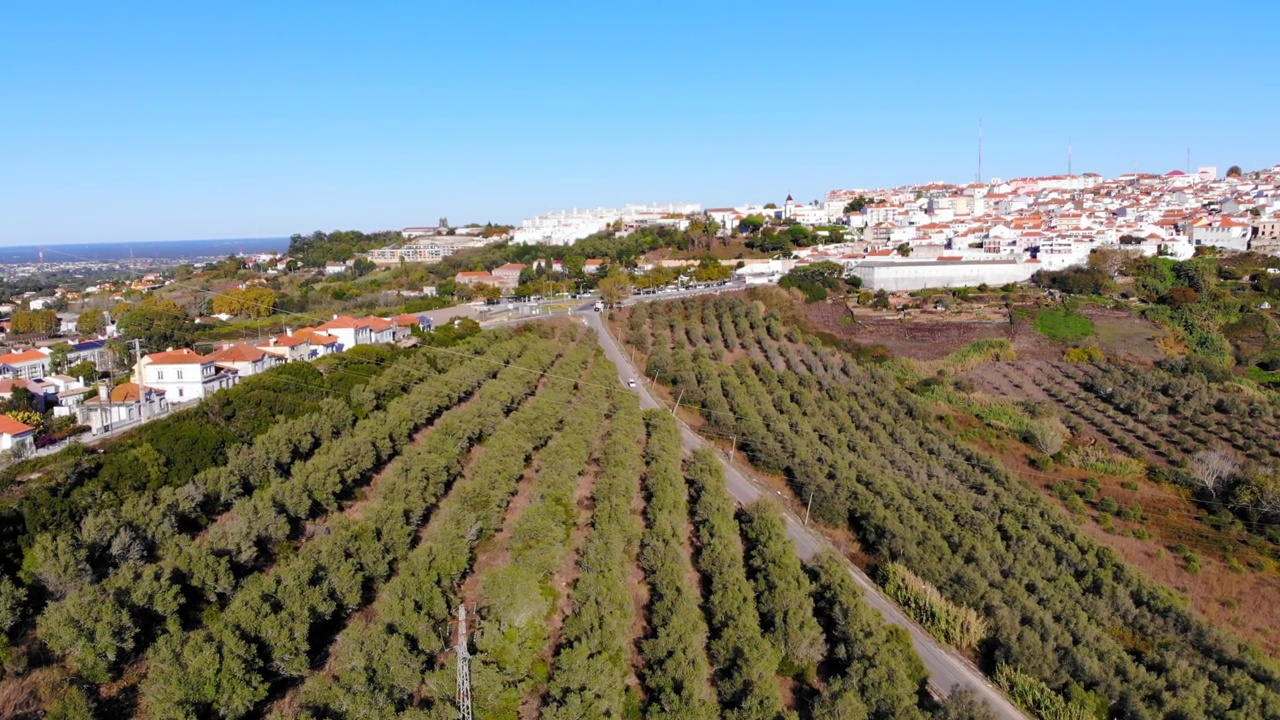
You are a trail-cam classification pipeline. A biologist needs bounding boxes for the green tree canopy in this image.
[118,298,197,352]
[598,272,633,306]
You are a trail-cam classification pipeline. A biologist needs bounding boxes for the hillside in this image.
[0,320,979,719]
[615,292,1280,719]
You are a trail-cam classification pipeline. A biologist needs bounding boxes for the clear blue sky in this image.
[2,1,1275,244]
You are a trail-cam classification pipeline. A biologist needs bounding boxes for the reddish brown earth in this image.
[972,426,1280,658]
[804,298,1167,364]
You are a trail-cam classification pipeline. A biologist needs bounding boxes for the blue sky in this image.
[1,1,1276,244]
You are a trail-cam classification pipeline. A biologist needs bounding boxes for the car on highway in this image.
[627,379,637,388]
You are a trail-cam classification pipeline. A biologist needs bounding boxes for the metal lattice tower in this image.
[456,604,473,720]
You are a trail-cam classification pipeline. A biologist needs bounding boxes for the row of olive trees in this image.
[637,412,717,720]
[139,339,590,718]
[286,343,597,719]
[469,354,617,716]
[736,500,826,672]
[806,552,932,719]
[31,338,544,688]
[683,450,789,720]
[541,395,647,719]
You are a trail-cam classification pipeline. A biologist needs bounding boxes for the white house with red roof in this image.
[0,349,51,380]
[209,343,276,378]
[291,328,341,357]
[1190,216,1253,251]
[78,383,169,435]
[0,415,36,454]
[582,258,608,274]
[359,316,396,344]
[137,348,238,402]
[313,316,373,350]
[257,333,313,362]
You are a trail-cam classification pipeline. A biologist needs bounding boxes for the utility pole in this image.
[671,389,684,416]
[131,339,145,423]
[804,489,814,526]
[456,604,473,720]
[728,435,736,463]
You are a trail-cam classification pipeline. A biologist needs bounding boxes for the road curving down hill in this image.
[581,309,1030,720]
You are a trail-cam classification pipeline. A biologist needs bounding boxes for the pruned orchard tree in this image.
[1191,449,1239,498]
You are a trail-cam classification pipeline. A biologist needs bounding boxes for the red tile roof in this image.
[316,316,367,330]
[209,344,266,363]
[0,349,49,366]
[392,313,424,327]
[361,316,394,332]
[0,415,35,436]
[110,382,166,403]
[144,348,210,365]
[259,335,309,348]
[294,329,339,345]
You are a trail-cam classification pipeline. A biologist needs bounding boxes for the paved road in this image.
[581,310,1029,720]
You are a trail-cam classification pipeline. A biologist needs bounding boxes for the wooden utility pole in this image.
[131,339,145,423]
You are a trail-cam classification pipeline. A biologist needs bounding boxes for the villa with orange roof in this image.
[0,349,51,380]
[314,315,373,350]
[0,415,36,454]
[136,348,238,402]
[257,333,314,362]
[359,316,396,344]
[209,343,276,378]
[1191,216,1253,251]
[291,328,341,357]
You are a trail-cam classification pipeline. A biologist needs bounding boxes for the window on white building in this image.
[176,370,183,379]
[157,371,163,380]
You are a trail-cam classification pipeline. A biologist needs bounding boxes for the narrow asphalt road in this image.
[582,310,1029,720]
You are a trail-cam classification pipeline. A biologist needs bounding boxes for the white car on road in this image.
[627,379,637,388]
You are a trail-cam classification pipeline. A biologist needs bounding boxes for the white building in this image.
[0,349,51,380]
[849,257,1045,292]
[512,203,701,246]
[137,348,238,402]
[367,236,486,265]
[1190,216,1253,251]
[78,383,169,435]
[208,343,276,378]
[312,316,374,350]
[0,415,36,454]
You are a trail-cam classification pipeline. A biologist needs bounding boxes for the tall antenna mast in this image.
[977,119,984,184]
[1068,138,1073,176]
[1186,147,1191,174]
[456,604,473,720]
